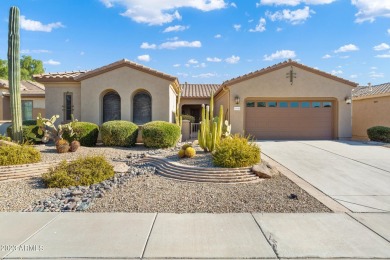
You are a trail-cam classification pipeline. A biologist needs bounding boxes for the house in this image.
[352,83,390,140]
[35,59,357,140]
[0,79,45,121]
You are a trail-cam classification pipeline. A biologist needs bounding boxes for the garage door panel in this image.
[245,101,333,140]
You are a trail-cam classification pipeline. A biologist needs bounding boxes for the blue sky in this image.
[0,0,389,85]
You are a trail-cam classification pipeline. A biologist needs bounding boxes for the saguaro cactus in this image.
[8,6,23,143]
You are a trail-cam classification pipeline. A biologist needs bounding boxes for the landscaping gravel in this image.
[0,143,331,213]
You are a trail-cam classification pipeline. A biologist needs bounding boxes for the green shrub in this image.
[63,122,99,147]
[212,135,260,168]
[0,145,41,166]
[142,121,181,148]
[182,114,195,123]
[101,120,138,147]
[7,120,43,144]
[367,126,390,143]
[42,155,114,188]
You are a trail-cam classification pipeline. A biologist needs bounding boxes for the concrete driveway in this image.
[258,140,390,213]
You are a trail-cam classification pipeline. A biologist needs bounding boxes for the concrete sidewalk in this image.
[1,212,390,259]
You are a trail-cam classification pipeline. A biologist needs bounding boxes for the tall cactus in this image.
[174,85,182,128]
[7,6,23,143]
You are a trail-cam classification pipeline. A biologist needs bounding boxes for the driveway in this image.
[258,140,390,213]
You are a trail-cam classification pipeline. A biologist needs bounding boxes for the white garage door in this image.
[245,100,334,140]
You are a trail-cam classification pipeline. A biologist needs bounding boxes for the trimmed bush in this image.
[212,134,260,168]
[0,145,41,166]
[101,120,138,147]
[42,155,115,188]
[63,122,99,147]
[367,126,390,143]
[7,120,43,144]
[142,121,181,148]
[182,114,195,123]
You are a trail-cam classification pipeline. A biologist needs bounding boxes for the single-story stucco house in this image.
[352,83,390,140]
[0,79,45,121]
[34,59,357,140]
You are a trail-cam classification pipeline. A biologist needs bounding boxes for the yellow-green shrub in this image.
[101,120,138,147]
[0,145,41,166]
[42,155,114,188]
[212,135,260,168]
[142,121,181,148]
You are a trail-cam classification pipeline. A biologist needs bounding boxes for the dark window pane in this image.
[133,91,152,125]
[323,102,332,108]
[103,91,121,122]
[65,94,72,121]
[257,102,266,107]
[268,101,277,107]
[312,102,321,108]
[301,102,310,108]
[22,101,33,121]
[290,102,299,108]
[246,102,255,107]
[280,102,288,108]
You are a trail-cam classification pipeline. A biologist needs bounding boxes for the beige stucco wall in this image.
[45,83,81,123]
[21,97,46,118]
[221,66,353,139]
[80,66,175,125]
[352,95,390,140]
[215,90,229,120]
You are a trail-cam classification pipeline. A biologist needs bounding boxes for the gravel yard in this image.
[0,143,331,213]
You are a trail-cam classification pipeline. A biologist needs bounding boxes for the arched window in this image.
[133,91,151,125]
[103,91,121,123]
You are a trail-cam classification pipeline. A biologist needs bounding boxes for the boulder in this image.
[251,162,279,178]
[112,162,130,173]
[0,140,18,147]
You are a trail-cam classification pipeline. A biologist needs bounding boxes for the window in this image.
[246,101,255,107]
[63,92,73,121]
[312,102,321,108]
[301,102,310,108]
[257,102,266,107]
[268,101,277,107]
[279,102,288,108]
[103,91,121,123]
[22,100,33,121]
[323,102,332,108]
[290,102,299,108]
[133,91,151,125]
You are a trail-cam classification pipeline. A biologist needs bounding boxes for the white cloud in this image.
[44,59,61,65]
[322,54,332,59]
[80,51,85,56]
[340,55,350,59]
[350,74,358,78]
[373,43,390,51]
[249,18,266,32]
[331,70,343,75]
[206,57,222,62]
[100,0,227,25]
[159,40,201,49]
[266,6,314,24]
[194,62,207,68]
[192,73,217,78]
[371,66,377,70]
[231,2,237,8]
[375,53,390,58]
[177,72,189,77]
[263,50,296,61]
[225,55,240,64]
[214,34,222,38]
[233,24,241,31]
[388,29,390,35]
[369,71,384,78]
[276,27,283,32]
[20,49,51,54]
[140,42,157,49]
[173,64,181,67]
[163,25,189,33]
[334,44,359,53]
[258,0,336,5]
[352,0,390,23]
[20,16,64,32]
[137,54,151,62]
[188,59,198,64]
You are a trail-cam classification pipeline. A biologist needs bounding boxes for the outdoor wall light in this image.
[235,95,240,104]
[345,96,352,104]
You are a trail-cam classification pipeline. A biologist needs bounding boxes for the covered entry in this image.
[245,100,334,140]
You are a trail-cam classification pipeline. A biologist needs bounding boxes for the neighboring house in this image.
[34,59,179,125]
[0,79,45,121]
[35,59,357,140]
[351,83,390,140]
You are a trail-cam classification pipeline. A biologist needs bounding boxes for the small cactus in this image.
[55,139,69,153]
[178,149,186,158]
[69,140,80,152]
[184,147,196,158]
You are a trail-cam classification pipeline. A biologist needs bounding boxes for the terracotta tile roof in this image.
[34,71,87,82]
[74,59,177,82]
[0,79,45,96]
[216,59,358,96]
[352,83,390,98]
[180,83,220,98]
